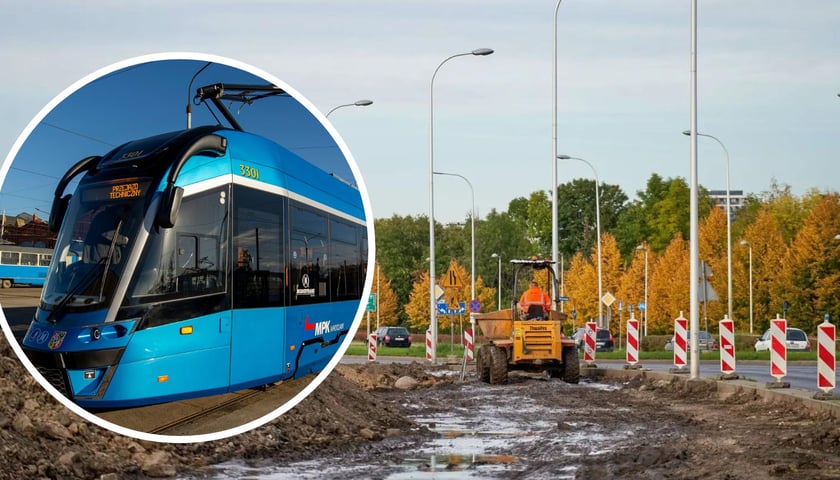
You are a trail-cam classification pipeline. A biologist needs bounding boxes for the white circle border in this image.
[0,52,375,444]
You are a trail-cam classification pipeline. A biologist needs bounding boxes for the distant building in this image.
[708,190,745,220]
[0,213,56,248]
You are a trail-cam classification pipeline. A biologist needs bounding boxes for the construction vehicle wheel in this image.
[476,345,491,383]
[561,346,580,384]
[489,345,508,385]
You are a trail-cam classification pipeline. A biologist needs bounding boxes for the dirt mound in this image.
[0,337,438,479]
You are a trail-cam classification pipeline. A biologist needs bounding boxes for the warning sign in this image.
[442,263,463,288]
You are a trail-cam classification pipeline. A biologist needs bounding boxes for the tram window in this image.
[39,255,51,267]
[1,252,19,265]
[290,202,329,305]
[127,188,227,301]
[329,219,362,301]
[20,253,38,266]
[232,185,284,309]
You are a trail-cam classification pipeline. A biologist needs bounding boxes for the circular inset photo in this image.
[0,53,373,442]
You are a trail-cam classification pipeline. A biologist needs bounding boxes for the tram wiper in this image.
[98,220,123,303]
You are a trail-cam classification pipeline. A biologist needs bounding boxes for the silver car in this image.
[664,330,718,351]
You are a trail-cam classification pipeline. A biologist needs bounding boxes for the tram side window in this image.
[1,252,19,265]
[39,255,51,267]
[20,253,38,266]
[289,202,329,305]
[127,188,227,301]
[232,185,284,309]
[329,218,363,301]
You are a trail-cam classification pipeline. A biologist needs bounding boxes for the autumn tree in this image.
[698,206,727,327]
[648,233,690,334]
[775,194,840,331]
[564,251,597,326]
[368,262,400,328]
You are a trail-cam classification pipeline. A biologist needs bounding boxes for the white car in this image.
[754,327,811,352]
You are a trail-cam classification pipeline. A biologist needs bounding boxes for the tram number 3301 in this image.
[239,164,260,180]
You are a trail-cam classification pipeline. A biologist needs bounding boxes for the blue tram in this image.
[21,109,368,408]
[0,246,52,288]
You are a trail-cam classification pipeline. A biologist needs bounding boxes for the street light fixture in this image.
[556,154,602,327]
[683,130,732,325]
[429,47,494,363]
[491,253,502,310]
[326,99,374,118]
[740,240,753,334]
[636,243,649,336]
[434,170,476,306]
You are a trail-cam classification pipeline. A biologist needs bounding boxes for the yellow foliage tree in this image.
[736,207,787,333]
[404,270,432,333]
[368,262,400,329]
[648,233,690,334]
[698,206,727,329]
[564,251,597,327]
[617,245,650,327]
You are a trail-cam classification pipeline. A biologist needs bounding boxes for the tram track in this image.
[96,374,315,436]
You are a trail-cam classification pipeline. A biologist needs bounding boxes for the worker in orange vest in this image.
[519,280,551,319]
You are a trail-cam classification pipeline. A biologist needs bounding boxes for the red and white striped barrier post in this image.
[583,321,597,366]
[368,334,377,361]
[816,318,836,398]
[768,316,790,388]
[718,317,737,379]
[625,316,640,369]
[463,328,474,361]
[670,313,688,373]
[426,329,433,362]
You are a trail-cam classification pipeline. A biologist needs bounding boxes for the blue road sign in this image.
[469,299,481,313]
[638,302,646,312]
[558,296,570,302]
[438,301,466,315]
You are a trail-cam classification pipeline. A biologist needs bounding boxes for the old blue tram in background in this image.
[21,84,368,408]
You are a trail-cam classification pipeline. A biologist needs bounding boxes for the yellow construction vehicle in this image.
[473,258,579,384]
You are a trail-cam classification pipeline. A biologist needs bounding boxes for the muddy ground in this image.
[2,332,840,479]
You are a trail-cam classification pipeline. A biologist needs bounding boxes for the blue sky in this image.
[0,58,353,219]
[1,1,839,224]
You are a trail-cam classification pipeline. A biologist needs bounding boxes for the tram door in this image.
[229,188,287,388]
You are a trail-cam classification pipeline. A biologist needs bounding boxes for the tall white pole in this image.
[492,253,501,310]
[551,0,564,307]
[557,155,602,327]
[429,49,493,364]
[689,0,700,378]
[741,240,753,334]
[433,171,476,302]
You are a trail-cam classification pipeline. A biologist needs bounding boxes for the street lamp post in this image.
[326,99,374,118]
[636,243,649,337]
[491,253,502,310]
[556,155,602,327]
[429,48,494,363]
[434,171,476,304]
[551,0,565,304]
[740,240,753,334]
[683,130,732,324]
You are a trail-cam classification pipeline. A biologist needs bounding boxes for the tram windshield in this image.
[41,179,150,316]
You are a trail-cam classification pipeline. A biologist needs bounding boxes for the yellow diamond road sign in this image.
[601,292,616,307]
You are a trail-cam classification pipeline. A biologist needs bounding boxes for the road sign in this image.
[442,263,463,288]
[558,296,570,302]
[434,284,445,302]
[601,292,615,307]
[438,301,466,315]
[366,293,376,312]
[469,299,481,313]
[638,302,646,312]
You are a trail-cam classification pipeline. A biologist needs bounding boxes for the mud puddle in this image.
[198,376,632,479]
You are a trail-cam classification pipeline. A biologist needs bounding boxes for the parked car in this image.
[570,327,614,352]
[374,326,412,348]
[664,330,718,351]
[754,327,810,352]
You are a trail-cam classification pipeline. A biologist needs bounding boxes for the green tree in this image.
[555,179,628,260]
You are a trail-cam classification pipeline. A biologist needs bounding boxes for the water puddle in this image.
[197,379,631,479]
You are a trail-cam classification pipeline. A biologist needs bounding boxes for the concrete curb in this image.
[584,367,840,419]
